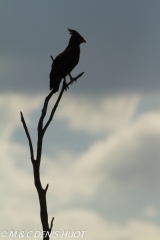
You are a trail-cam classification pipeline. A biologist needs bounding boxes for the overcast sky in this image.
[1,0,160,95]
[1,1,160,240]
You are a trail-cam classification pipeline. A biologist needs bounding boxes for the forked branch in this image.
[20,69,84,240]
[43,71,84,134]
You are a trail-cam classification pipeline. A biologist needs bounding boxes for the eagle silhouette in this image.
[49,29,86,93]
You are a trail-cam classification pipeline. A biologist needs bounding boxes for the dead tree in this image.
[20,62,84,240]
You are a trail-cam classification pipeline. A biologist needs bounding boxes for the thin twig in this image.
[45,184,49,192]
[43,72,84,134]
[36,90,55,163]
[50,56,54,62]
[38,90,55,132]
[43,81,65,134]
[20,111,35,163]
[49,217,54,233]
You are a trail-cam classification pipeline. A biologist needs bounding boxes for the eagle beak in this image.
[83,39,86,43]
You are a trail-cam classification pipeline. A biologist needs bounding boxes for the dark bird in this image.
[49,29,86,93]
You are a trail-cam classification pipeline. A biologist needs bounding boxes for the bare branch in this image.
[20,111,35,163]
[36,90,55,163]
[21,67,84,240]
[45,184,49,192]
[50,56,54,62]
[38,90,55,132]
[68,72,84,84]
[43,72,84,134]
[43,81,65,134]
[49,217,54,233]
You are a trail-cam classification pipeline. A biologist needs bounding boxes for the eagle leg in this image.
[63,77,69,91]
[69,73,77,84]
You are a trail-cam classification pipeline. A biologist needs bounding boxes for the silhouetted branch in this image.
[43,81,65,134]
[45,184,49,192]
[20,63,84,240]
[20,111,50,239]
[20,111,35,163]
[43,72,84,134]
[50,56,54,62]
[36,89,55,165]
[49,217,54,233]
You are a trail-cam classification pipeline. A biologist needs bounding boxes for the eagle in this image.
[49,29,86,93]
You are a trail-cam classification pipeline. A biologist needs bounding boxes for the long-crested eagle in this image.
[49,29,86,93]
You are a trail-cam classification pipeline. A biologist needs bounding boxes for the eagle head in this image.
[68,28,86,44]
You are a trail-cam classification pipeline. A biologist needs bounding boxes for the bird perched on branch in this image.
[49,28,86,93]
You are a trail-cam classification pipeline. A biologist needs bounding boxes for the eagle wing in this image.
[50,47,80,91]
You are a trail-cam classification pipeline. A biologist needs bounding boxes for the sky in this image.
[1,1,160,239]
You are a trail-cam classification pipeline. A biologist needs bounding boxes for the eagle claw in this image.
[63,79,69,91]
